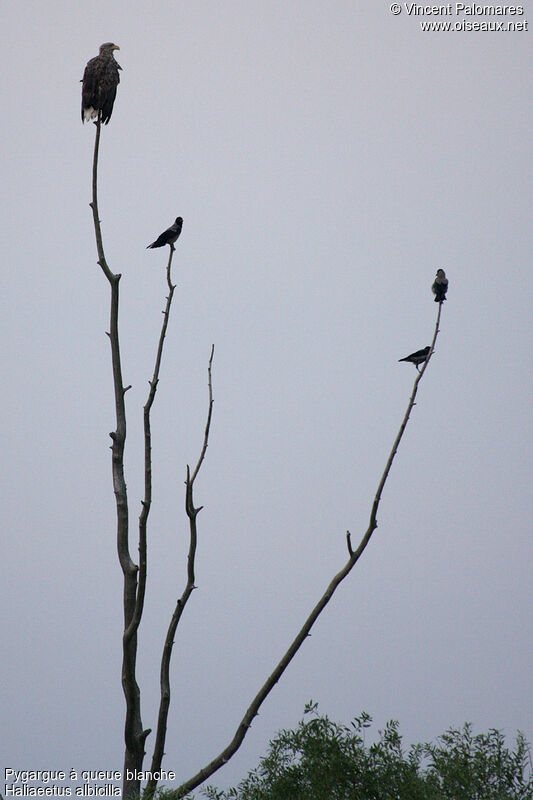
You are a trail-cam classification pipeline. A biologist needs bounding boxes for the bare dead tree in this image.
[89,116,214,800]
[89,105,445,800]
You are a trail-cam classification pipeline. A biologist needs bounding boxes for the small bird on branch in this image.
[81,43,121,125]
[432,268,448,302]
[399,346,431,371]
[147,217,183,249]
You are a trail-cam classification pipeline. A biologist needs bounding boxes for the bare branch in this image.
[346,531,354,557]
[170,305,444,799]
[191,344,215,485]
[90,115,135,591]
[89,116,116,285]
[145,348,215,798]
[367,301,442,536]
[124,245,177,645]
[89,116,148,796]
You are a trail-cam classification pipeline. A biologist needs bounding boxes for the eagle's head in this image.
[99,42,120,56]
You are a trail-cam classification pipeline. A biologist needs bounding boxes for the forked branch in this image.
[144,346,215,799]
[125,244,178,644]
[168,304,443,799]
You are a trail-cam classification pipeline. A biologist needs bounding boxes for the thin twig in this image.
[191,344,215,485]
[169,304,444,799]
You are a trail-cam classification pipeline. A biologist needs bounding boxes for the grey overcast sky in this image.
[1,0,532,793]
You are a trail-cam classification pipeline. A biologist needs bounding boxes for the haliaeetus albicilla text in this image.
[81,43,121,125]
[147,218,184,249]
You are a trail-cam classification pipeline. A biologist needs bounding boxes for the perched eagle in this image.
[399,346,431,370]
[147,217,183,249]
[432,268,448,303]
[81,43,121,125]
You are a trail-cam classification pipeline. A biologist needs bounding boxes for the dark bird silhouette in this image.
[432,268,448,302]
[147,217,183,249]
[81,43,121,125]
[399,346,431,371]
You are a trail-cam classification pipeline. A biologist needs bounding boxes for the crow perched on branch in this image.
[399,346,431,370]
[147,217,183,249]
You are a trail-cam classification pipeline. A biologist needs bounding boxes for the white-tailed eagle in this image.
[81,43,121,125]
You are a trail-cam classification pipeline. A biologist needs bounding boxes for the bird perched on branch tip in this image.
[81,43,121,125]
[147,217,183,249]
[432,268,448,302]
[399,346,431,371]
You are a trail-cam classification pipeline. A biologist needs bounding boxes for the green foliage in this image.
[423,724,533,800]
[196,704,532,800]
